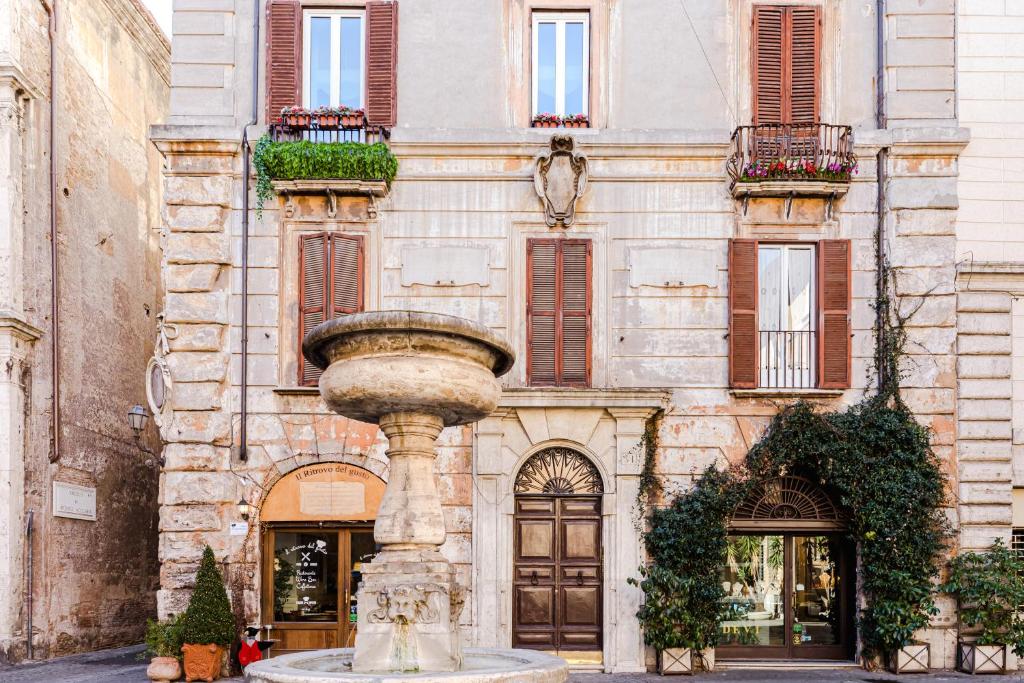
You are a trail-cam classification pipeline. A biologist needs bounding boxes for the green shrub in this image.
[145,613,185,659]
[179,546,236,647]
[942,539,1024,654]
[252,135,399,216]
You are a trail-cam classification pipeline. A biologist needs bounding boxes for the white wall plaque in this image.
[628,247,719,288]
[401,246,490,287]
[299,482,366,516]
[53,482,97,521]
[230,522,249,536]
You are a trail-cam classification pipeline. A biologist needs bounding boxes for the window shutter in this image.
[366,0,398,127]
[299,233,328,386]
[789,6,820,124]
[729,239,759,389]
[752,6,783,125]
[560,240,592,387]
[818,240,851,389]
[527,240,558,386]
[266,0,302,123]
[330,234,364,317]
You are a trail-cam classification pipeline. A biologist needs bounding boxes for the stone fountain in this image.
[245,311,567,683]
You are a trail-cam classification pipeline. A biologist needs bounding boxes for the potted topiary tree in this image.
[630,565,718,674]
[179,546,236,682]
[942,539,1024,675]
[145,614,184,682]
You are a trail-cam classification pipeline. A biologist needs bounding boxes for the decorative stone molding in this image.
[534,135,589,227]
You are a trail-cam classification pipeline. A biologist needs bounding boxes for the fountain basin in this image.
[303,311,514,425]
[244,648,569,683]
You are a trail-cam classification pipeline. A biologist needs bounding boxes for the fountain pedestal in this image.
[302,313,515,674]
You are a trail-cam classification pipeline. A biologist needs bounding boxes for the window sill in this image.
[730,179,851,199]
[730,388,845,399]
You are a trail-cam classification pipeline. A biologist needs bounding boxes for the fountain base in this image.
[244,648,569,683]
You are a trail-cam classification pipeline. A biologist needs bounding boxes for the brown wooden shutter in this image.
[527,240,558,386]
[266,0,302,123]
[752,5,819,124]
[366,0,398,126]
[560,240,592,387]
[753,6,783,125]
[789,6,820,124]
[330,234,365,317]
[818,240,851,389]
[299,233,328,386]
[729,239,759,389]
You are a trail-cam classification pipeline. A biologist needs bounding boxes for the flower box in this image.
[563,120,589,129]
[284,113,310,128]
[956,641,1006,674]
[316,114,339,128]
[341,112,365,128]
[888,642,930,674]
[657,648,712,675]
[532,120,560,128]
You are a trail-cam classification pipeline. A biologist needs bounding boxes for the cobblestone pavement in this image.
[2,647,1023,683]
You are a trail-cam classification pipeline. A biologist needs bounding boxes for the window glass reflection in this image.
[309,17,332,108]
[564,22,585,114]
[273,532,339,622]
[719,535,786,647]
[536,22,556,113]
[339,17,362,108]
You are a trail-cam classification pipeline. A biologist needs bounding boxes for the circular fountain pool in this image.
[244,648,568,683]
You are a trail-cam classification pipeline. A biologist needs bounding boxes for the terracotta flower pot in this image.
[147,656,182,683]
[285,114,310,128]
[182,643,223,682]
[564,121,589,128]
[532,121,559,128]
[316,114,339,128]
[341,113,365,128]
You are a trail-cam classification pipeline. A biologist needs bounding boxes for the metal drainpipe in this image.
[239,0,261,462]
[45,0,60,463]
[875,0,889,393]
[25,510,33,660]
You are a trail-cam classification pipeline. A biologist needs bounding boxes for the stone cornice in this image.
[0,312,43,342]
[100,0,170,86]
[0,63,43,99]
[956,261,1024,294]
[151,125,242,157]
[498,388,671,409]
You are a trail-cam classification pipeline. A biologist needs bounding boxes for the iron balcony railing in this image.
[728,123,856,185]
[269,121,390,145]
[760,329,816,389]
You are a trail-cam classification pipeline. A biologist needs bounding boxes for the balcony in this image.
[727,123,856,215]
[760,329,815,390]
[255,114,396,219]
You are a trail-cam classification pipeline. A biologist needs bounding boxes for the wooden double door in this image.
[512,495,602,653]
[262,526,376,654]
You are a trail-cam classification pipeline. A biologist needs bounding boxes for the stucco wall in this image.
[0,0,168,662]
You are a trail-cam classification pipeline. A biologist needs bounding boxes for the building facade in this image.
[152,0,995,670]
[0,0,168,662]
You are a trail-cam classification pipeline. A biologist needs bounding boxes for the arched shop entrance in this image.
[718,476,855,661]
[512,447,604,659]
[260,463,386,654]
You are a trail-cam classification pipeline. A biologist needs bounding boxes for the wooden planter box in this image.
[284,114,310,128]
[957,642,1007,674]
[888,642,930,674]
[341,113,365,128]
[658,648,714,675]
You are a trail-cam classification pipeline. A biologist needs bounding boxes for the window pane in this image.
[786,249,813,331]
[536,22,556,114]
[719,535,786,647]
[564,22,586,115]
[339,17,362,109]
[758,247,782,331]
[273,531,339,622]
[309,17,332,108]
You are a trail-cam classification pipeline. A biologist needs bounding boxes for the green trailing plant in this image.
[180,546,236,647]
[144,613,185,660]
[632,254,950,660]
[633,410,664,528]
[942,539,1024,654]
[251,134,399,217]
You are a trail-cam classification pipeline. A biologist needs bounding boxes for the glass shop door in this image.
[717,534,853,660]
[262,526,377,654]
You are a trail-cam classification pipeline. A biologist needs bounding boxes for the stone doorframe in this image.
[471,388,669,673]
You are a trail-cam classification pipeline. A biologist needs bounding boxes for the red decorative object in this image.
[238,640,263,668]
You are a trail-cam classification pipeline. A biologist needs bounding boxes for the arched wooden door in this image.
[512,448,604,658]
[260,463,386,654]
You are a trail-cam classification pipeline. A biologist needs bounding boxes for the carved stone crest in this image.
[534,135,589,227]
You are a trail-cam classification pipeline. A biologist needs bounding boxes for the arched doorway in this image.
[260,463,386,654]
[718,476,855,661]
[512,447,604,659]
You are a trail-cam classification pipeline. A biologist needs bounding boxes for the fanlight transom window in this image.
[732,475,843,530]
[515,447,603,495]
